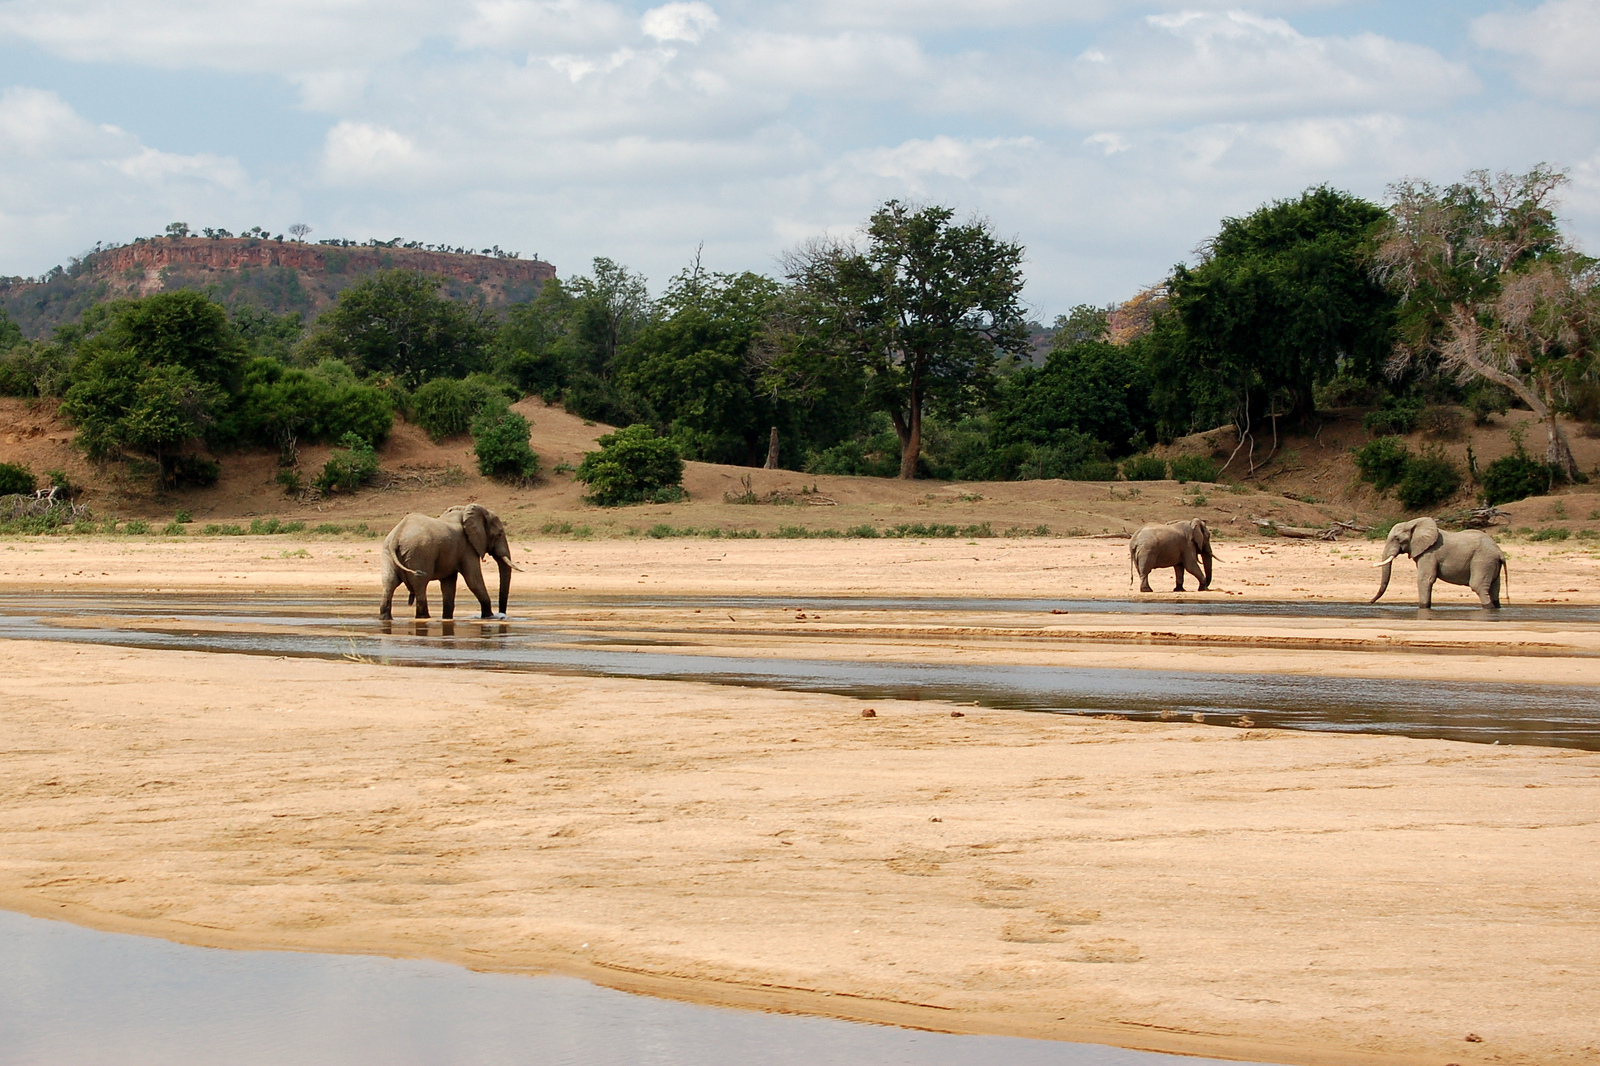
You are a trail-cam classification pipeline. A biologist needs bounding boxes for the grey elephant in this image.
[1370,517,1507,608]
[380,504,517,620]
[1129,518,1213,592]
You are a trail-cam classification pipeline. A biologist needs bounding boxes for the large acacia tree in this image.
[785,201,1028,478]
[1374,166,1593,479]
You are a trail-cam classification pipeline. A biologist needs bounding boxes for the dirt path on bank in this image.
[1,537,1598,1065]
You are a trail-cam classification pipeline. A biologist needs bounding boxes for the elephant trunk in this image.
[1370,558,1394,603]
[1199,542,1213,591]
[494,553,512,616]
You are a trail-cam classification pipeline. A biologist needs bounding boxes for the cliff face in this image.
[1,238,557,338]
[92,238,555,296]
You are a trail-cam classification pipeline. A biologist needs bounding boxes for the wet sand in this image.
[2,537,1599,1065]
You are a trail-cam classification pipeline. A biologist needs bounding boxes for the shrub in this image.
[471,410,541,485]
[160,520,185,535]
[1395,451,1462,510]
[315,433,380,495]
[122,519,150,535]
[574,424,684,506]
[161,454,221,487]
[1362,397,1424,436]
[1068,459,1120,481]
[1121,455,1167,481]
[1480,451,1558,506]
[1465,385,1511,426]
[1353,436,1411,491]
[1168,454,1220,483]
[1528,527,1570,542]
[410,374,513,441]
[1418,406,1464,441]
[0,462,35,496]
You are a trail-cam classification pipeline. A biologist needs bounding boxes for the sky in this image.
[2,0,1598,319]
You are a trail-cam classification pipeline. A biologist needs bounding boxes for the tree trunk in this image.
[898,401,921,479]
[763,426,779,469]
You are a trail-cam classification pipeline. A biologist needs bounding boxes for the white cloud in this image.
[641,2,718,43]
[1473,0,1600,103]
[0,87,266,273]
[319,121,424,185]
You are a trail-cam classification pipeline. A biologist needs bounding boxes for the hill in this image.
[0,238,556,338]
[3,396,1596,543]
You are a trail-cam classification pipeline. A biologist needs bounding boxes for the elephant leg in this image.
[460,557,495,618]
[440,573,458,620]
[1182,555,1206,591]
[1138,563,1153,592]
[379,571,402,621]
[1172,564,1185,592]
[409,575,431,619]
[1417,565,1434,609]
[1473,560,1502,608]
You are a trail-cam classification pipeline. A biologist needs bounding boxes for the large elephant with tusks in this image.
[379,504,518,620]
[1129,519,1213,593]
[1370,517,1507,608]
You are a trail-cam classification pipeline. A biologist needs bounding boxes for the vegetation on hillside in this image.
[3,166,1597,505]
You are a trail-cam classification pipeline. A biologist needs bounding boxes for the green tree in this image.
[77,290,247,389]
[620,268,781,464]
[0,309,21,352]
[494,277,578,395]
[574,424,684,505]
[62,350,222,481]
[1151,186,1395,439]
[785,201,1029,478]
[1374,166,1593,479]
[992,337,1152,456]
[299,271,491,387]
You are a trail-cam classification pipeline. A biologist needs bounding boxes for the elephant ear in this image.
[1190,518,1210,552]
[457,504,490,557]
[1410,517,1442,556]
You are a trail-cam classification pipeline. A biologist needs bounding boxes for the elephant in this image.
[379,504,517,620]
[1129,518,1213,593]
[1370,517,1508,608]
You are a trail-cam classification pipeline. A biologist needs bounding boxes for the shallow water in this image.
[2,592,1598,749]
[0,911,1278,1066]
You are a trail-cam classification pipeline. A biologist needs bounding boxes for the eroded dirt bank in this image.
[2,639,1597,1066]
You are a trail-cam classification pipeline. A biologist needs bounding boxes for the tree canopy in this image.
[300,271,491,387]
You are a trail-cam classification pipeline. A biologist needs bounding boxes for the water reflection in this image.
[2,593,1597,750]
[0,911,1277,1066]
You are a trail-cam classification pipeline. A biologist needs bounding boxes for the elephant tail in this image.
[385,542,422,577]
[1502,557,1510,605]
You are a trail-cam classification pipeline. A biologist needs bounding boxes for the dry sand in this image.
[1,536,1598,1066]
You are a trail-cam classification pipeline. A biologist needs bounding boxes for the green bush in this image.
[161,454,221,488]
[1121,455,1168,481]
[0,462,35,496]
[1362,397,1423,436]
[122,519,150,535]
[471,410,541,485]
[212,358,394,451]
[1528,527,1570,542]
[1480,451,1558,506]
[1418,406,1464,441]
[160,520,186,535]
[1395,451,1462,510]
[574,424,684,506]
[1068,459,1120,481]
[1465,385,1511,426]
[410,374,513,441]
[1168,455,1220,483]
[202,523,246,535]
[1353,436,1411,491]
[315,433,380,495]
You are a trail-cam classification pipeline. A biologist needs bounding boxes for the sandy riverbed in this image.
[1,536,1598,1066]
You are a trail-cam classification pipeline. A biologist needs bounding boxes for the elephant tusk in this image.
[1370,556,1397,568]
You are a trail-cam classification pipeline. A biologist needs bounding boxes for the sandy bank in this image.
[1,640,1596,1066]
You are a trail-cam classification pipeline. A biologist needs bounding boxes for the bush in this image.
[410,374,513,441]
[1395,451,1462,510]
[1122,455,1167,481]
[315,433,380,495]
[161,454,221,488]
[1362,397,1424,436]
[122,519,149,535]
[1465,385,1511,426]
[212,358,394,451]
[1528,527,1570,542]
[1418,406,1464,441]
[574,424,685,506]
[1168,455,1220,483]
[1353,436,1411,491]
[1068,459,1120,481]
[1480,451,1559,506]
[160,520,185,535]
[0,462,35,496]
[472,410,541,485]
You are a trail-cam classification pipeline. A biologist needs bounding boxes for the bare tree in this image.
[1374,166,1592,478]
[288,223,312,242]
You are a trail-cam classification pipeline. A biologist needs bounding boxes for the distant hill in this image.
[0,237,557,338]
